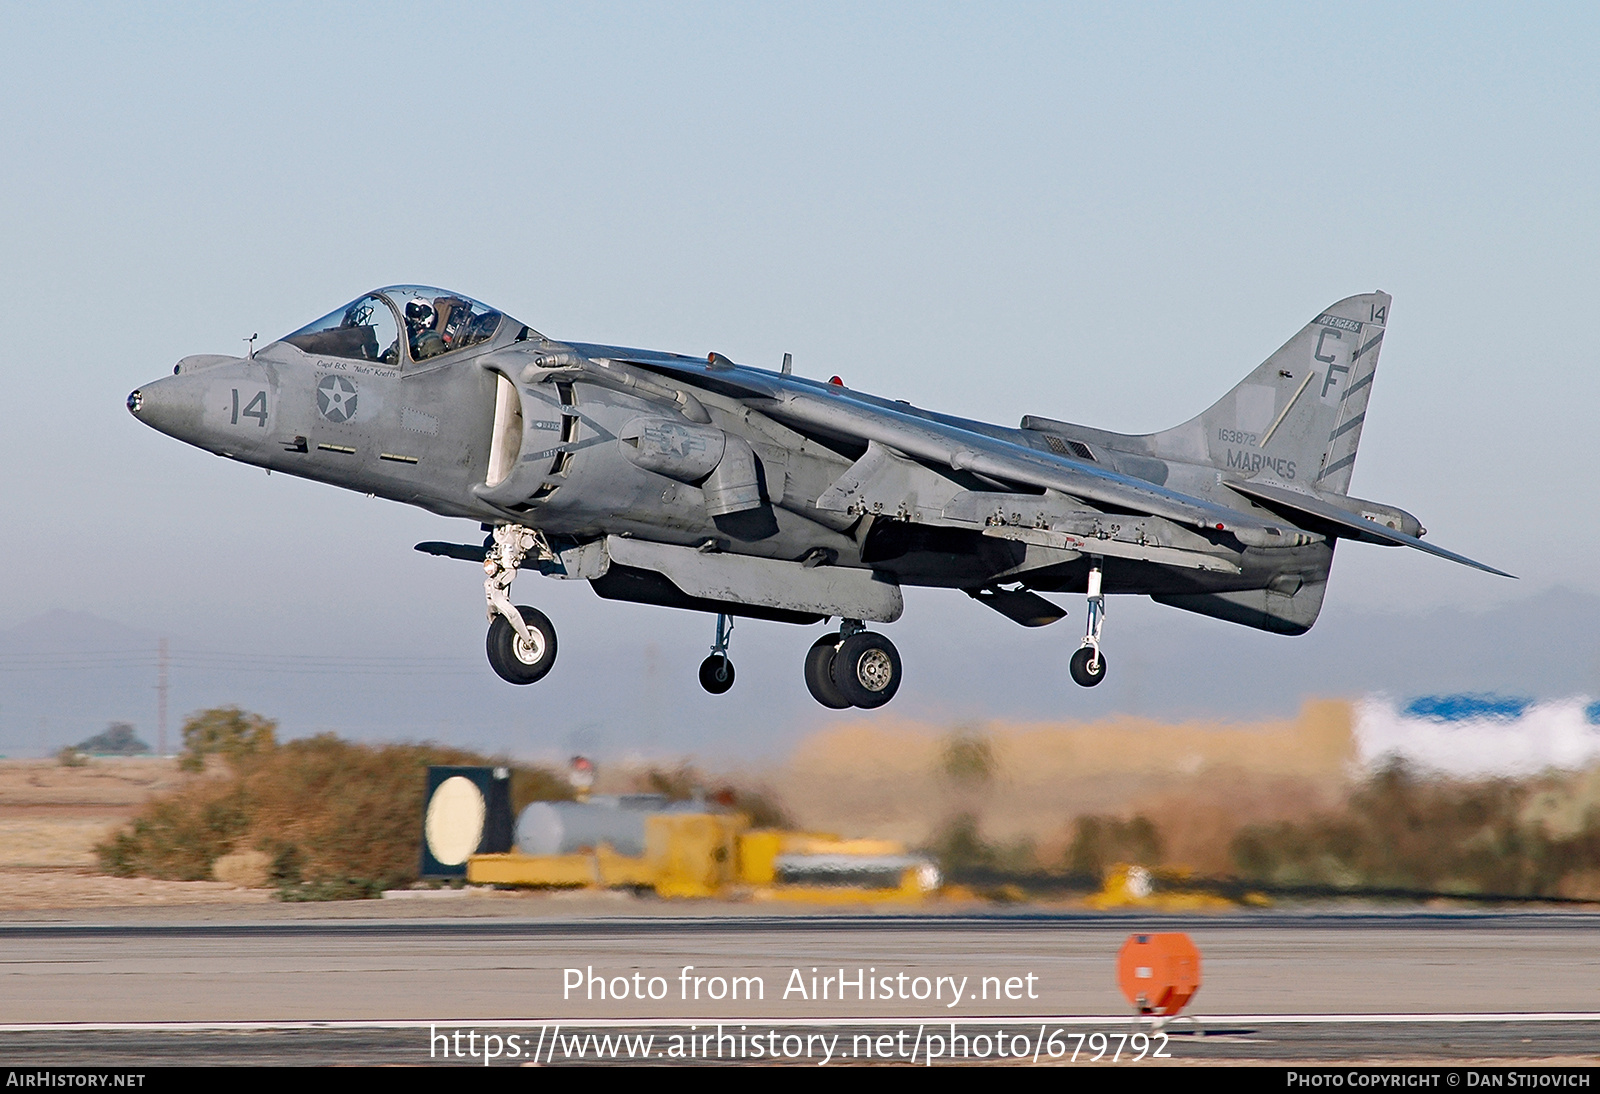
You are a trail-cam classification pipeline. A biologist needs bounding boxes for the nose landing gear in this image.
[803,620,902,709]
[1069,558,1108,687]
[483,524,559,685]
[698,613,736,694]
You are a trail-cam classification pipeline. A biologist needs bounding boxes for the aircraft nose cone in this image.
[127,373,203,442]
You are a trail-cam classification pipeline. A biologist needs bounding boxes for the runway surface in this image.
[3,908,1598,1064]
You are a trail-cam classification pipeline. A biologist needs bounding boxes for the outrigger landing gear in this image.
[698,613,736,694]
[803,619,903,709]
[483,524,558,685]
[1069,557,1108,688]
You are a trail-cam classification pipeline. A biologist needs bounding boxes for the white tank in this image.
[515,795,689,856]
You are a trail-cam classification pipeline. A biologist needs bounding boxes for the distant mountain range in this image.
[1,588,1595,761]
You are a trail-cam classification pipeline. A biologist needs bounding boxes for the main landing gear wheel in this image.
[831,631,903,709]
[1069,646,1107,688]
[698,654,735,694]
[486,605,558,685]
[803,634,852,709]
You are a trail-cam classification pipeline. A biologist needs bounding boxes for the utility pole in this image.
[157,638,169,757]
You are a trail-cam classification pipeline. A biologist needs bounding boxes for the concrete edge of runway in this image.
[3,909,1600,937]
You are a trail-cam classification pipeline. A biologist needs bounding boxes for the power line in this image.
[0,648,486,676]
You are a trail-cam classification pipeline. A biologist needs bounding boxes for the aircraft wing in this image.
[765,387,1307,541]
[1222,479,1513,577]
[581,349,1305,545]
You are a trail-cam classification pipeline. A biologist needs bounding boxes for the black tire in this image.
[830,631,902,709]
[698,654,735,694]
[1069,646,1107,687]
[486,606,558,685]
[803,633,852,709]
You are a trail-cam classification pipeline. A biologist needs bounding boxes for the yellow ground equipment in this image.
[1086,863,1268,911]
[467,797,939,903]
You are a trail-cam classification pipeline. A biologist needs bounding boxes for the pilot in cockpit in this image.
[406,299,447,360]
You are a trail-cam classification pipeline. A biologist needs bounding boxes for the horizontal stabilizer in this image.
[1222,480,1513,578]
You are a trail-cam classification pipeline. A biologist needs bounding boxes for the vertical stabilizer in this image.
[1145,292,1390,496]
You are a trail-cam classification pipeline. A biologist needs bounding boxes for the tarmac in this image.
[3,901,1597,1065]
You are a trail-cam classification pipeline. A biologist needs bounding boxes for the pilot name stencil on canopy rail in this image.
[128,287,1510,710]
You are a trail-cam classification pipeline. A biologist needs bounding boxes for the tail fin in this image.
[1146,292,1390,496]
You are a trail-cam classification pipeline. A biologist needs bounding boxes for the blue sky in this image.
[1,3,1595,753]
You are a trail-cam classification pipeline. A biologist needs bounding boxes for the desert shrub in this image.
[96,731,568,897]
[632,764,790,827]
[77,723,150,756]
[513,767,575,812]
[231,735,492,894]
[929,812,994,873]
[720,785,791,829]
[98,779,249,880]
[636,764,699,800]
[1230,761,1600,897]
[1065,814,1164,875]
[178,706,277,772]
[927,812,1037,876]
[940,730,996,786]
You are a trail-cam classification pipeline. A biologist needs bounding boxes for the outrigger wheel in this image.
[1069,646,1106,687]
[486,605,558,684]
[698,654,735,694]
[698,613,736,695]
[1069,557,1108,688]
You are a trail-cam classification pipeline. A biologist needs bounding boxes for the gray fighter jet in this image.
[127,287,1508,708]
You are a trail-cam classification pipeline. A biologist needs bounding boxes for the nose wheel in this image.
[482,523,560,685]
[698,614,736,694]
[487,605,558,684]
[1071,557,1108,687]
[803,622,902,709]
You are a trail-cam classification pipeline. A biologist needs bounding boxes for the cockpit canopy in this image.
[281,286,508,364]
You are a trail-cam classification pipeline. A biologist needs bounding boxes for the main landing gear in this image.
[1069,558,1107,688]
[483,524,559,685]
[804,620,902,709]
[698,613,736,694]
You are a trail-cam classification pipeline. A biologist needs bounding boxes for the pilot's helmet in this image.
[404,299,435,330]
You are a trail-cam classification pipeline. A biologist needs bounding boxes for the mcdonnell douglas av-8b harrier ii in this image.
[128,287,1508,709]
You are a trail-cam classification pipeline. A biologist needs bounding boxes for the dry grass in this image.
[0,867,275,911]
[0,819,125,867]
[0,757,189,869]
[0,757,187,808]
